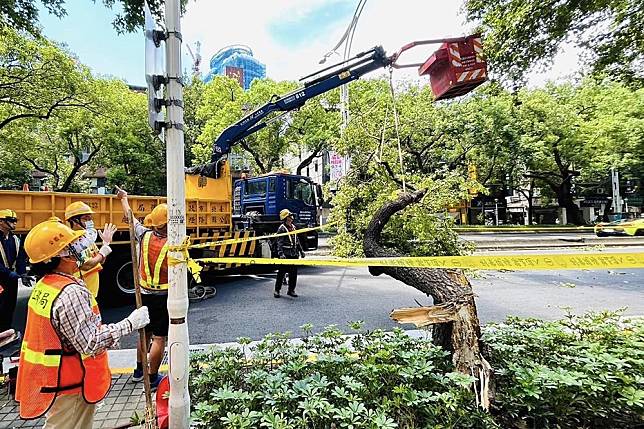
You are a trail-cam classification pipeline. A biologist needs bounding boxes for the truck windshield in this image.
[247,180,267,196]
[287,179,314,205]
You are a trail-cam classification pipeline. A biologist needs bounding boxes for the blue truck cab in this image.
[233,173,322,250]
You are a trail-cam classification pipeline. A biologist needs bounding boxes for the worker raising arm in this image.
[117,187,169,389]
[64,202,117,298]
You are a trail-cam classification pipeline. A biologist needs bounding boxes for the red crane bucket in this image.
[418,35,487,101]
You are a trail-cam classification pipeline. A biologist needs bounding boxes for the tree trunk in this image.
[555,182,585,225]
[363,189,491,407]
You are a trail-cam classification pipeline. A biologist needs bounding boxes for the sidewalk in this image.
[0,343,236,428]
[0,373,147,428]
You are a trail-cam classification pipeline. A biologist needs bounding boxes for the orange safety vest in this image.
[139,231,169,291]
[15,274,111,419]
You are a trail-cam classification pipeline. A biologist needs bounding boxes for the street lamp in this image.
[494,198,499,226]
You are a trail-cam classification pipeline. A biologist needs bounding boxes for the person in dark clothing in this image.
[274,209,305,298]
[0,209,30,331]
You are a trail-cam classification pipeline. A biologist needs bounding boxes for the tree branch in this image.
[378,161,416,191]
[0,94,91,130]
[239,138,267,173]
[296,142,324,176]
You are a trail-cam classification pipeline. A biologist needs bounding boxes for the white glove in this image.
[126,306,150,330]
[98,244,112,258]
[98,223,117,246]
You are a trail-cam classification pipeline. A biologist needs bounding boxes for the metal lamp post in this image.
[145,1,191,425]
[164,0,190,426]
[494,198,499,226]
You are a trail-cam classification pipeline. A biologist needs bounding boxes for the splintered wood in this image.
[390,302,460,327]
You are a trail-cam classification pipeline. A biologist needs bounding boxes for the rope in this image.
[388,68,406,192]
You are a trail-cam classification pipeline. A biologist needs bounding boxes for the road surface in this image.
[8,246,643,350]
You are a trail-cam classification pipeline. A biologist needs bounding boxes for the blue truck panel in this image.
[233,173,320,249]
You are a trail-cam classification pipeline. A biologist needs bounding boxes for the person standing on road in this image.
[64,202,117,298]
[0,209,31,331]
[16,218,149,428]
[274,209,305,298]
[117,188,168,390]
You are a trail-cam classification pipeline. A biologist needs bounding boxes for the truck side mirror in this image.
[316,184,324,206]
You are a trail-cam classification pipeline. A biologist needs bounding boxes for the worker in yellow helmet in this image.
[63,202,117,297]
[116,187,168,390]
[0,209,31,331]
[16,218,149,427]
[273,209,305,298]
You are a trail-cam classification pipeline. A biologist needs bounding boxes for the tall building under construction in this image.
[204,45,266,90]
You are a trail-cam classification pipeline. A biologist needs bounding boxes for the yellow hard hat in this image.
[0,209,17,220]
[143,214,153,227]
[24,218,85,263]
[148,203,168,227]
[64,201,94,221]
[279,209,294,220]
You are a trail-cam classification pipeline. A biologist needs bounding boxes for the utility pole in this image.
[320,0,367,178]
[611,167,621,216]
[164,0,190,427]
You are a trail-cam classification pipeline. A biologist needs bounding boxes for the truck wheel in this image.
[98,250,136,308]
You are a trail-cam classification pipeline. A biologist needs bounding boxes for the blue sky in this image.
[37,1,582,87]
[268,1,356,48]
[39,1,145,85]
[37,0,358,85]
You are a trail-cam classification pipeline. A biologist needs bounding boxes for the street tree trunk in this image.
[363,189,491,407]
[554,182,585,225]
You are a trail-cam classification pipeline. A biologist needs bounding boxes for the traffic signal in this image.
[144,1,166,134]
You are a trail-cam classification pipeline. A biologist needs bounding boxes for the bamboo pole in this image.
[127,209,157,429]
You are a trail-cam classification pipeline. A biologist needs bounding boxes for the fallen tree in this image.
[363,188,491,408]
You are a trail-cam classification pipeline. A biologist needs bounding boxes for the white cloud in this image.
[182,0,471,83]
[181,0,582,87]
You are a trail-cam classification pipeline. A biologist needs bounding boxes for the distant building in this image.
[204,45,266,90]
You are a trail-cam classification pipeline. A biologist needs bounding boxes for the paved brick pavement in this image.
[0,374,149,429]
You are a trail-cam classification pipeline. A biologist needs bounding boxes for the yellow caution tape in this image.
[454,226,596,232]
[168,223,336,252]
[178,253,644,271]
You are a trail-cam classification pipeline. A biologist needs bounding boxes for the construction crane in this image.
[186,41,202,76]
[187,36,488,179]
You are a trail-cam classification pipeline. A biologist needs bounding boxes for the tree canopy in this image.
[0,0,186,35]
[465,0,644,85]
[195,76,339,175]
[0,27,164,193]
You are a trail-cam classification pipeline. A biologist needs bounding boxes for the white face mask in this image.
[59,240,88,267]
[84,220,97,242]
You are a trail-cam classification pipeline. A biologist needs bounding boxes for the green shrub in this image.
[484,311,644,428]
[189,326,497,428]
[188,313,644,428]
